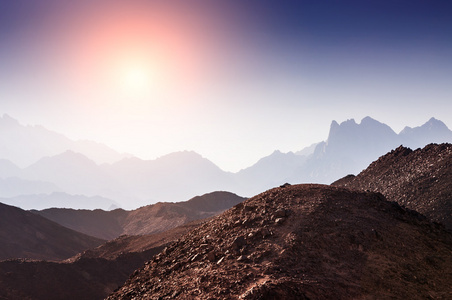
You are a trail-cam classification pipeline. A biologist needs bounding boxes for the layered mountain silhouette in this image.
[33,191,245,240]
[0,114,129,167]
[108,184,452,299]
[1,192,120,211]
[0,202,104,261]
[333,143,452,230]
[0,221,200,300]
[0,193,245,299]
[1,115,452,209]
[2,143,452,299]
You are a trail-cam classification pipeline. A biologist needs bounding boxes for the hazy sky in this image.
[1,0,451,172]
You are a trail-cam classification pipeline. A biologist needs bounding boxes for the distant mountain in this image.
[333,143,452,230]
[399,117,452,148]
[0,114,129,167]
[0,202,104,261]
[0,177,60,198]
[294,142,319,156]
[2,192,119,211]
[235,150,307,196]
[33,191,246,240]
[108,184,452,299]
[102,151,237,206]
[0,159,20,178]
[1,115,452,209]
[22,150,122,198]
[296,117,452,184]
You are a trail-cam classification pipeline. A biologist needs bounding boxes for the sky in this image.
[1,0,452,172]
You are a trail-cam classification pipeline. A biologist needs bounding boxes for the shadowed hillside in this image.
[34,191,246,239]
[0,202,104,261]
[0,220,205,300]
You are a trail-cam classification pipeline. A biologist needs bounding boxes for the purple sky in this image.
[1,0,452,171]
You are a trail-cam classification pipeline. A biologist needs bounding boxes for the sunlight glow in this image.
[119,61,153,97]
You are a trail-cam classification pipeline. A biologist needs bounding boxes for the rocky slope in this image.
[0,202,105,261]
[108,184,452,299]
[333,143,452,230]
[34,191,246,239]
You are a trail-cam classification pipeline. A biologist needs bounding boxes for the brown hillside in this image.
[0,202,104,261]
[332,143,452,230]
[33,191,246,239]
[108,184,452,299]
[0,220,204,300]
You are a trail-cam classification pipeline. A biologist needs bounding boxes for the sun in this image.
[118,61,153,98]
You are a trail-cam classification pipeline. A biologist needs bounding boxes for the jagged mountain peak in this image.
[400,117,449,133]
[423,117,448,130]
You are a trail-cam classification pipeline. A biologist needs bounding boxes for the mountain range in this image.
[32,191,246,240]
[0,192,245,299]
[0,114,130,167]
[1,115,451,209]
[1,143,451,299]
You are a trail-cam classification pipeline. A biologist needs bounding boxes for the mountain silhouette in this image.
[0,202,104,261]
[33,191,246,240]
[399,117,452,148]
[0,114,129,167]
[3,192,119,211]
[1,116,452,209]
[293,117,452,184]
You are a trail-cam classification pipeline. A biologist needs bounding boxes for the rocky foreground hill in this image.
[108,184,452,299]
[333,143,452,230]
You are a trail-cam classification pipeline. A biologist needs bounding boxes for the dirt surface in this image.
[108,184,452,299]
[333,143,452,230]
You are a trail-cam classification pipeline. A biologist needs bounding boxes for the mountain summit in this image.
[0,114,129,167]
[301,117,452,183]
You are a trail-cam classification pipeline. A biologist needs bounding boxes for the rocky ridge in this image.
[108,184,452,299]
[34,191,246,240]
[333,143,452,230]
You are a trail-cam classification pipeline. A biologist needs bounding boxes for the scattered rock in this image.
[333,143,452,230]
[107,184,452,300]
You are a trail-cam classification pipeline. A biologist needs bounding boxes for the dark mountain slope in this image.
[333,143,452,230]
[0,202,104,261]
[108,184,452,299]
[34,207,128,240]
[33,191,246,239]
[0,219,206,300]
